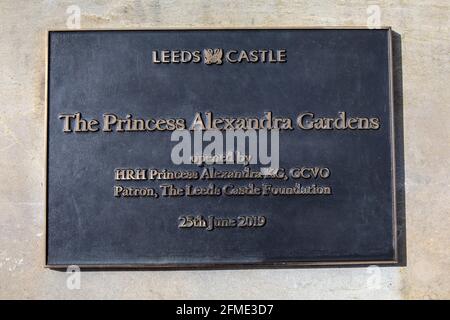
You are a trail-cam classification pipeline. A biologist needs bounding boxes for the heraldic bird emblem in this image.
[203,48,223,65]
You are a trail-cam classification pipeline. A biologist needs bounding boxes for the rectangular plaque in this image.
[46,28,397,268]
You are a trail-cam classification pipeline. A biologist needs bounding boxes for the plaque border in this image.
[44,27,398,269]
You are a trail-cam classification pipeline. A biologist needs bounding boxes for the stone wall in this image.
[0,0,448,299]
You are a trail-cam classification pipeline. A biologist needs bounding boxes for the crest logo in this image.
[203,48,223,65]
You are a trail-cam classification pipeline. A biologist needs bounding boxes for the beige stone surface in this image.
[0,0,449,299]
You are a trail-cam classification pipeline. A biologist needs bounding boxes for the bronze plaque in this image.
[46,29,398,268]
